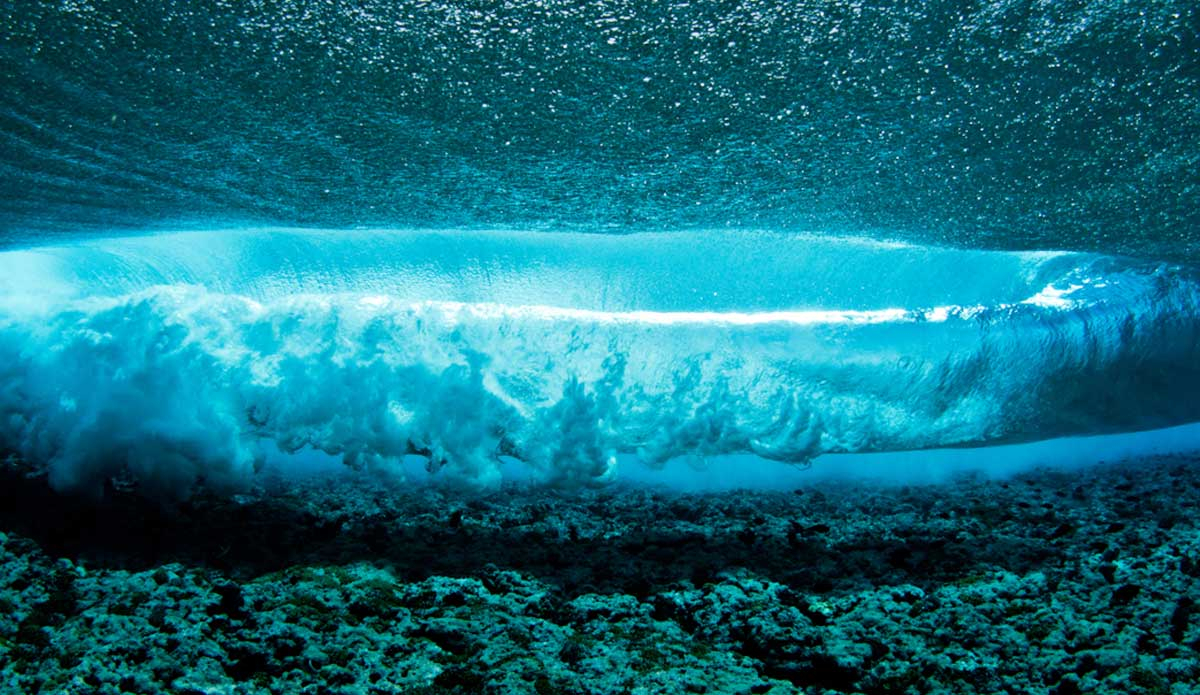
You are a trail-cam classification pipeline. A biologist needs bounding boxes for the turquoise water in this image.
[1,228,1198,495]
[1,1,1199,494]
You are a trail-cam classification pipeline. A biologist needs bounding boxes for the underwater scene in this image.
[1,0,1199,693]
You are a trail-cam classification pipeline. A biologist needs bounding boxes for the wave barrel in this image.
[1,228,1198,496]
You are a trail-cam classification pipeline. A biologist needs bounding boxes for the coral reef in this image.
[0,455,1197,694]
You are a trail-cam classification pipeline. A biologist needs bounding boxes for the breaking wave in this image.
[1,228,1198,497]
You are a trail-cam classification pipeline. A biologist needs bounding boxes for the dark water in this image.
[2,0,1198,261]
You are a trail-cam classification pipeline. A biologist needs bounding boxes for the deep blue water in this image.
[1,0,1199,495]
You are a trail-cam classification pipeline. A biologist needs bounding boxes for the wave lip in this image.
[1,228,1198,497]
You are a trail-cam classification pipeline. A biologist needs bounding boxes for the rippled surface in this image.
[2,0,1198,260]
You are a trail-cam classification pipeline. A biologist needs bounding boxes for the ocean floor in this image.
[0,454,1198,695]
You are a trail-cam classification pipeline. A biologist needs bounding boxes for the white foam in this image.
[0,229,1197,498]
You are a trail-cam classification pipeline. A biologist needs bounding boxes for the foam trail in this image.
[1,229,1198,497]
